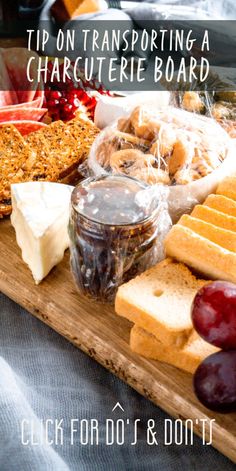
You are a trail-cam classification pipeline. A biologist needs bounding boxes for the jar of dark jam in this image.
[69,175,168,303]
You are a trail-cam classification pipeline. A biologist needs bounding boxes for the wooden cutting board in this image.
[0,218,236,463]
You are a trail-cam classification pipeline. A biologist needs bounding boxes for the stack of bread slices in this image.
[115,175,236,374]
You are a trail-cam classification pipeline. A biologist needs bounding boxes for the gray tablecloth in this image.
[0,292,235,471]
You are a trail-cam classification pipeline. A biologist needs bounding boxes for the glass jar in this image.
[69,175,169,302]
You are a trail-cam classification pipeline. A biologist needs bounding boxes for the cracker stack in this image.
[116,175,236,373]
[0,125,34,216]
[0,116,99,217]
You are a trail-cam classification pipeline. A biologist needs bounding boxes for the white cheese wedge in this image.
[11,182,73,284]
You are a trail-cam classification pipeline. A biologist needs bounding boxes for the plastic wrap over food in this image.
[69,175,171,302]
[171,79,236,139]
[88,105,235,221]
[94,91,170,129]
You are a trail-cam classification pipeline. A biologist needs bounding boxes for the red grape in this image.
[191,281,236,350]
[193,351,236,412]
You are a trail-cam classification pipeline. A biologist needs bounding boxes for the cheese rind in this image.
[11,182,73,284]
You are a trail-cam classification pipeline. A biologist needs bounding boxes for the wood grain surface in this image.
[0,219,236,463]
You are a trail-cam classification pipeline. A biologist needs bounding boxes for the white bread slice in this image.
[204,194,236,218]
[217,176,236,200]
[191,205,236,232]
[165,225,236,283]
[178,214,236,252]
[130,325,219,374]
[115,258,208,348]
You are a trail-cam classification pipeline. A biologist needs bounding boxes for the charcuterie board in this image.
[0,218,236,463]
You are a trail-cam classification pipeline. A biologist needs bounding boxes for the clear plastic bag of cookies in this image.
[174,86,236,139]
[88,104,231,187]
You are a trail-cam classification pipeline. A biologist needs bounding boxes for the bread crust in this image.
[216,175,236,200]
[204,194,236,218]
[115,258,207,348]
[179,214,236,252]
[130,325,218,374]
[165,225,236,283]
[191,205,236,232]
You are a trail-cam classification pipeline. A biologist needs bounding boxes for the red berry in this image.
[63,112,76,121]
[45,86,51,95]
[191,281,236,350]
[64,103,73,113]
[59,97,68,106]
[61,103,75,121]
[44,64,110,123]
[67,97,80,110]
[47,99,60,109]
[50,90,62,100]
[76,90,84,99]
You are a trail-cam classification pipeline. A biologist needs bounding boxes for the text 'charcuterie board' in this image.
[0,219,235,463]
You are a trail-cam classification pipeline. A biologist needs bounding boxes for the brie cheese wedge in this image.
[11,182,73,284]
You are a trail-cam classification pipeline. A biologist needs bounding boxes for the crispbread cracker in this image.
[25,120,77,180]
[25,117,99,182]
[0,125,34,216]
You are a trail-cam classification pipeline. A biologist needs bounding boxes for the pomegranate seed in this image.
[44,63,110,123]
[48,99,60,109]
[59,97,68,106]
[67,97,80,110]
[50,90,62,100]
[64,103,73,113]
[61,111,76,122]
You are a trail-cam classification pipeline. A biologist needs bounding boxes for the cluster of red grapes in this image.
[43,62,111,122]
[191,281,236,413]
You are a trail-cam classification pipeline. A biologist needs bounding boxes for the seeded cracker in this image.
[0,116,100,217]
[0,125,35,216]
[25,116,100,182]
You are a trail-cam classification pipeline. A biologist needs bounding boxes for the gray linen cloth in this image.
[3,2,233,469]
[0,292,235,471]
